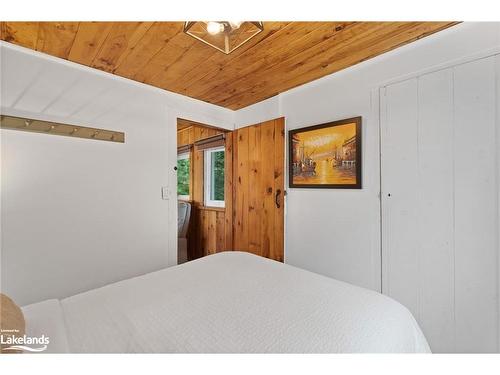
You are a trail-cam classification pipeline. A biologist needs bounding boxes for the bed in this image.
[22,251,430,353]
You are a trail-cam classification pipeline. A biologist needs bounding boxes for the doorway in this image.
[176,118,233,263]
[176,117,286,263]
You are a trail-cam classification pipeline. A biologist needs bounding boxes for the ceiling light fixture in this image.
[184,21,264,55]
[228,21,242,29]
[206,21,224,35]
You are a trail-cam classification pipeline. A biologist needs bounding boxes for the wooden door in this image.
[233,118,285,261]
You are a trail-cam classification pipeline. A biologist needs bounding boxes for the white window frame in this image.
[204,146,225,208]
[177,152,190,201]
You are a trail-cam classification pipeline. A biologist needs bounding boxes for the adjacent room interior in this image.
[176,118,232,263]
[176,117,285,264]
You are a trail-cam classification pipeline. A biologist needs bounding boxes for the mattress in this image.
[23,252,430,353]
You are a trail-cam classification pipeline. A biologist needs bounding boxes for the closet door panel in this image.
[453,57,498,352]
[381,78,420,316]
[417,69,455,352]
[382,56,499,353]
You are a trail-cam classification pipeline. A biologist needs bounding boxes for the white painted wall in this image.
[234,96,280,128]
[0,42,234,305]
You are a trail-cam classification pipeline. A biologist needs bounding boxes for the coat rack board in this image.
[0,115,125,143]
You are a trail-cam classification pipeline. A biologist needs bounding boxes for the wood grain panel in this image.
[113,22,183,78]
[151,37,215,89]
[91,22,153,72]
[216,211,226,252]
[247,125,262,254]
[237,22,453,109]
[208,211,217,254]
[215,22,447,107]
[233,118,285,261]
[1,22,40,49]
[134,31,197,83]
[36,22,79,58]
[189,207,202,260]
[201,209,209,255]
[260,120,276,259]
[211,22,386,106]
[1,22,457,109]
[175,22,289,96]
[234,127,249,251]
[68,22,113,65]
[224,132,234,251]
[177,118,194,130]
[187,207,228,259]
[177,126,194,147]
[190,22,351,100]
[192,144,204,203]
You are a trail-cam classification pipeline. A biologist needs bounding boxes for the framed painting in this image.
[289,116,362,189]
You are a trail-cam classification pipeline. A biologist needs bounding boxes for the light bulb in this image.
[229,21,242,29]
[206,22,223,35]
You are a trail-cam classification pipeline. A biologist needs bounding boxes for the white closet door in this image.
[417,69,455,352]
[453,57,497,352]
[381,56,499,353]
[381,78,420,317]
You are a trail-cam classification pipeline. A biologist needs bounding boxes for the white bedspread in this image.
[50,252,430,353]
[22,299,69,353]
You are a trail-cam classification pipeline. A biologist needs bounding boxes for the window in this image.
[177,152,190,200]
[204,146,225,207]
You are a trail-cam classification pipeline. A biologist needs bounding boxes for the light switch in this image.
[161,187,169,200]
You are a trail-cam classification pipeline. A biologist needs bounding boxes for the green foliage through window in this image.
[210,150,225,201]
[177,155,190,197]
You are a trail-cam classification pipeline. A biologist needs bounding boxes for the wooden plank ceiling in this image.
[0,22,457,110]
